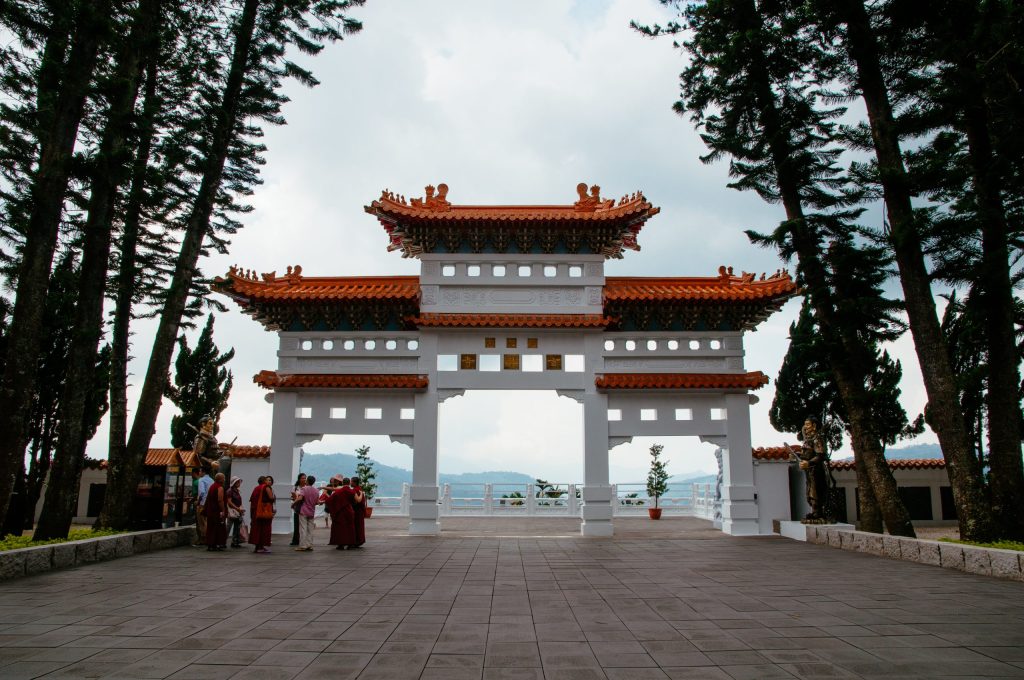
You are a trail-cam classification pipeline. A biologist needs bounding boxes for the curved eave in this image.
[596,371,770,391]
[254,371,429,391]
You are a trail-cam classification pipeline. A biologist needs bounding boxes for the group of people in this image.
[192,468,366,554]
[290,473,367,552]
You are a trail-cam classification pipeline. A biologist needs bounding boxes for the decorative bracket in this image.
[609,436,633,449]
[437,389,466,403]
[555,389,584,404]
[389,435,413,449]
[699,435,727,448]
[295,434,323,447]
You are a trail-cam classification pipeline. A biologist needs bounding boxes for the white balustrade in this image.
[359,480,712,517]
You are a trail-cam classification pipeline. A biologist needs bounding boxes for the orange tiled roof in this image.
[367,183,659,224]
[605,267,797,303]
[595,372,769,390]
[254,370,429,391]
[227,445,271,459]
[752,445,801,461]
[214,267,419,303]
[409,313,614,329]
[145,448,180,467]
[830,458,946,471]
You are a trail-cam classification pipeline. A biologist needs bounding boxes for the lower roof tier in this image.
[214,266,797,333]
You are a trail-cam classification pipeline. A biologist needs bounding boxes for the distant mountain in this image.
[833,442,942,461]
[298,453,532,497]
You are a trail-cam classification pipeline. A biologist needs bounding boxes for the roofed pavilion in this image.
[216,183,797,536]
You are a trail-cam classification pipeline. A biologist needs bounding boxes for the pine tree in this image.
[355,445,376,500]
[165,314,234,450]
[636,0,916,535]
[101,0,365,530]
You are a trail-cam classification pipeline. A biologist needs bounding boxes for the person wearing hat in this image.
[226,476,245,548]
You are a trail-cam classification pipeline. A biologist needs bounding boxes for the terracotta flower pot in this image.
[648,508,663,520]
[364,506,373,518]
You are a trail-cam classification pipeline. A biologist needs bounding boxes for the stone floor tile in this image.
[0,660,69,679]
[420,668,483,680]
[481,669,545,680]
[168,663,249,679]
[228,665,300,679]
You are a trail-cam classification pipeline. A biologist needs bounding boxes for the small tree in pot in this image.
[646,443,670,519]
[355,445,377,517]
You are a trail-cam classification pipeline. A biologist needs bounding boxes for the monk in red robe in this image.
[350,476,366,548]
[249,474,275,553]
[204,472,228,550]
[327,476,355,549]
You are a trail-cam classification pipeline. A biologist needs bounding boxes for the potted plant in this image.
[646,443,669,520]
[355,445,377,517]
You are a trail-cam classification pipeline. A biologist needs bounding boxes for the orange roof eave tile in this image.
[605,273,798,303]
[830,458,946,471]
[752,445,801,462]
[409,313,614,329]
[366,193,660,224]
[213,269,420,303]
[596,372,770,391]
[254,371,429,391]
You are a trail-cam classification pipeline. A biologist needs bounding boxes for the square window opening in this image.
[709,339,722,350]
[442,264,456,277]
[300,340,313,351]
[608,409,622,421]
[625,340,637,351]
[343,340,355,350]
[365,408,382,420]
[518,265,532,277]
[646,340,658,351]
[667,340,679,350]
[522,354,543,372]
[406,339,419,351]
[689,340,701,350]
[364,340,376,350]
[564,355,585,372]
[675,408,693,421]
[641,409,658,421]
[604,340,615,351]
[400,408,415,420]
[385,339,397,350]
[710,408,727,421]
[295,407,312,419]
[543,265,557,277]
[438,355,458,372]
[479,355,500,372]
[322,340,334,351]
[568,265,583,278]
[467,264,481,277]
[330,407,347,419]
[492,264,506,277]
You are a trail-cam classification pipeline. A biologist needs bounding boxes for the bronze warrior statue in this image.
[794,416,834,523]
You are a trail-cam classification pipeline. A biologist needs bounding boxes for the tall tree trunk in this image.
[106,58,160,509]
[959,78,1024,540]
[735,0,914,535]
[852,440,883,533]
[100,0,260,530]
[836,0,996,541]
[0,0,111,522]
[35,0,162,540]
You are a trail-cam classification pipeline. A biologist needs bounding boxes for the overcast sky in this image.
[86,0,935,485]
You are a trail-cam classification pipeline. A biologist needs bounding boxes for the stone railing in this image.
[806,524,1024,581]
[0,525,195,582]
[368,482,712,518]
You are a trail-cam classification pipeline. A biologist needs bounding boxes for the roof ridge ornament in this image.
[410,183,451,211]
[574,182,614,212]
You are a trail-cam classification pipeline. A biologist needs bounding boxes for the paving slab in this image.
[0,517,1018,679]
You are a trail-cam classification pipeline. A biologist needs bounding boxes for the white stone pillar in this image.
[721,393,759,535]
[581,391,613,536]
[409,388,440,534]
[268,391,301,535]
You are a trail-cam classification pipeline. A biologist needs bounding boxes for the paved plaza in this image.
[0,517,1022,679]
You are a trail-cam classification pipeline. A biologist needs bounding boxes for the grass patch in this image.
[0,528,125,552]
[939,537,1024,552]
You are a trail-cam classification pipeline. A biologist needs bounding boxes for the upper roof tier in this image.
[213,265,797,332]
[365,183,660,259]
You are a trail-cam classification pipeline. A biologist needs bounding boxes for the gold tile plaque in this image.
[545,354,562,371]
[460,354,477,370]
[484,337,496,348]
[527,338,538,348]
[506,338,517,348]
[503,354,520,370]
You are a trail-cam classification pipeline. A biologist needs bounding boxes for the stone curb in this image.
[803,525,1024,581]
[0,526,195,582]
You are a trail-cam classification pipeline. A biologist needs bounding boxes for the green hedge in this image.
[939,537,1024,552]
[0,528,125,552]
